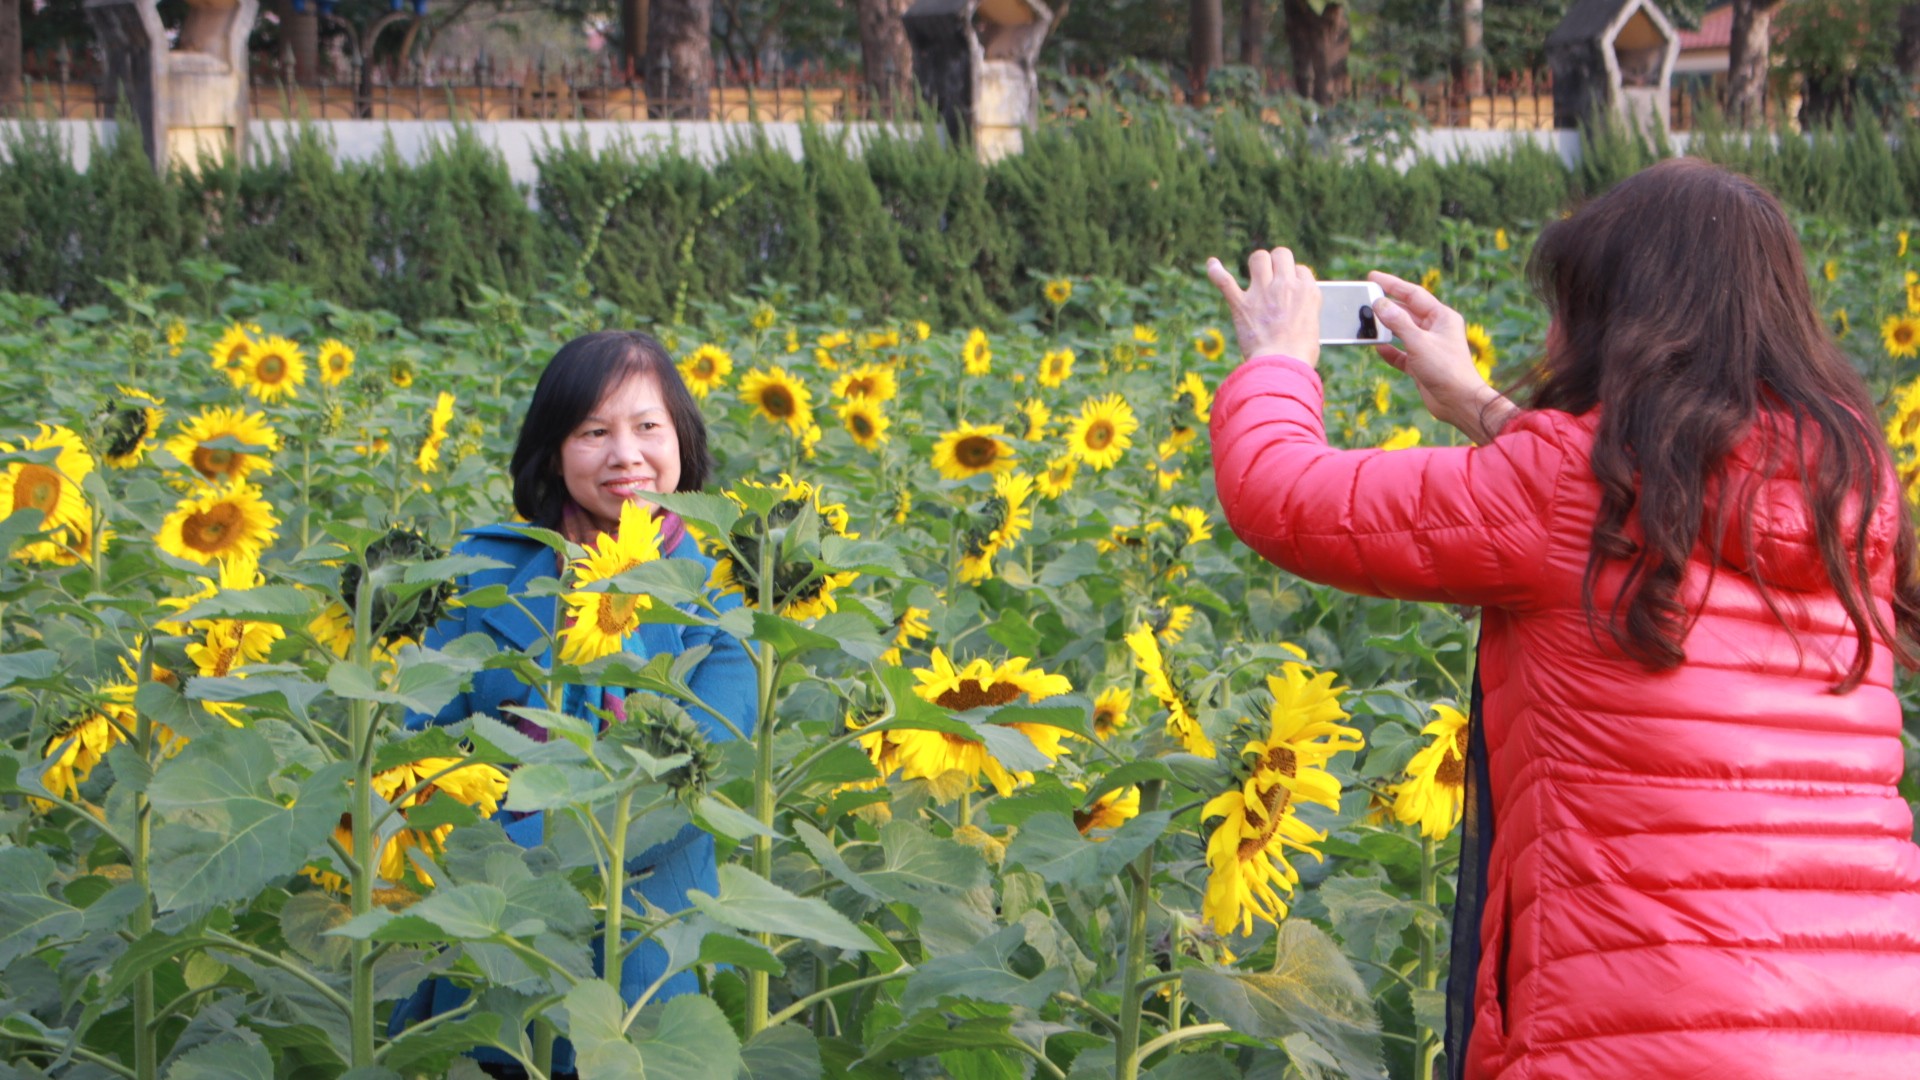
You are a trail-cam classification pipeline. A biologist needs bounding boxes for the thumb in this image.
[1206,257,1245,303]
[1372,296,1420,342]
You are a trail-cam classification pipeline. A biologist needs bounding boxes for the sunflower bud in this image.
[338,527,453,646]
[615,701,714,798]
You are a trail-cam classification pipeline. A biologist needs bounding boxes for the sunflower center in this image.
[850,378,876,396]
[1084,421,1115,451]
[193,446,238,478]
[761,387,795,418]
[596,594,641,636]
[1093,706,1118,733]
[1900,326,1916,346]
[13,464,63,517]
[1435,726,1470,789]
[258,356,287,383]
[955,435,1000,469]
[1238,746,1299,859]
[693,358,715,377]
[935,679,1023,712]
[329,355,348,373]
[103,410,147,458]
[182,502,244,555]
[1903,413,1920,441]
[851,414,875,439]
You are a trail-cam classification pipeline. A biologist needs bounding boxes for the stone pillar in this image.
[85,0,258,172]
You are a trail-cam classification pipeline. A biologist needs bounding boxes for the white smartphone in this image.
[1319,281,1393,346]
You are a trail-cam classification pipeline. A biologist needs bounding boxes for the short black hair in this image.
[509,331,712,528]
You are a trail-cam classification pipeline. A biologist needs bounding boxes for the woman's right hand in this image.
[1366,270,1517,446]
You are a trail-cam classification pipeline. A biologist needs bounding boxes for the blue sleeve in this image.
[404,582,477,732]
[679,586,758,743]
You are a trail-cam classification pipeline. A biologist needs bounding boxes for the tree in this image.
[620,0,648,80]
[1901,1,1920,78]
[2,0,20,107]
[1459,0,1483,94]
[1190,0,1223,98]
[1725,0,1786,126]
[1239,0,1270,67]
[1283,0,1348,103]
[856,0,912,107]
[648,0,710,118]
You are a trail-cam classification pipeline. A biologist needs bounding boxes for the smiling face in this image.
[559,372,681,536]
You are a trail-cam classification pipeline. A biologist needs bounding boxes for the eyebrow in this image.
[579,405,671,424]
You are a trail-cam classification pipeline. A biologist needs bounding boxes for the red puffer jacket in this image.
[1210,355,1920,1079]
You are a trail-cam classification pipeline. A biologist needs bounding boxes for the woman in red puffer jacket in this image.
[1206,158,1920,1079]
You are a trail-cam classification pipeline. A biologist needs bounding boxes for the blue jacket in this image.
[391,522,757,1062]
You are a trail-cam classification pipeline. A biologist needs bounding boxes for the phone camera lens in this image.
[1358,305,1377,339]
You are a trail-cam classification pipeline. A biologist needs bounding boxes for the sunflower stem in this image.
[1115,779,1163,1080]
[745,505,779,1040]
[347,562,378,1070]
[1416,834,1440,1080]
[130,638,156,1080]
[604,789,632,996]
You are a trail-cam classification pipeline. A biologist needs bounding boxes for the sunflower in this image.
[1175,371,1212,424]
[306,756,511,891]
[1132,324,1160,353]
[1884,314,1920,357]
[859,329,900,352]
[1374,379,1393,415]
[740,366,815,435]
[1200,663,1363,936]
[1038,348,1075,388]
[679,344,734,399]
[390,360,414,389]
[1075,785,1140,834]
[156,480,280,567]
[1067,393,1140,471]
[208,322,257,374]
[837,398,890,451]
[879,606,933,666]
[1126,623,1214,757]
[1908,282,1920,316]
[1151,602,1195,644]
[317,339,355,387]
[1465,323,1496,382]
[558,499,664,665]
[1494,227,1510,252]
[958,470,1034,583]
[1420,267,1442,293]
[1037,454,1077,499]
[96,386,164,468]
[1902,231,1911,259]
[36,675,185,808]
[887,649,1074,798]
[817,330,852,353]
[1158,426,1197,462]
[709,474,860,619]
[932,422,1016,481]
[186,610,286,726]
[832,364,897,403]
[1043,277,1073,306]
[232,335,307,403]
[1091,687,1131,739]
[891,487,913,525]
[1169,506,1212,546]
[165,319,188,356]
[1822,258,1839,283]
[165,406,279,485]
[0,425,96,564]
[1888,377,1920,451]
[1380,427,1421,451]
[1194,328,1226,362]
[785,327,800,353]
[1019,399,1051,441]
[156,550,265,637]
[1389,704,1470,839]
[1833,308,1851,339]
[416,392,456,474]
[962,328,992,376]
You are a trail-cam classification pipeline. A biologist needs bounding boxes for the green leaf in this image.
[792,742,880,791]
[404,554,511,584]
[792,819,884,903]
[810,611,888,663]
[370,727,474,774]
[169,586,317,628]
[1002,811,1170,888]
[856,1013,1034,1068]
[818,537,908,577]
[866,820,988,902]
[688,865,876,953]
[740,1024,823,1080]
[566,980,644,1079]
[746,610,840,658]
[1319,873,1417,967]
[1180,921,1383,1079]
[632,491,744,536]
[0,849,82,968]
[598,557,717,611]
[325,656,471,715]
[692,794,777,842]
[0,649,58,690]
[631,994,743,1080]
[407,883,512,939]
[379,1014,504,1074]
[899,923,1067,1013]
[1037,543,1101,587]
[146,737,350,911]
[280,892,354,969]
[985,609,1041,657]
[697,932,785,974]
[1082,760,1175,806]
[162,1037,274,1080]
[503,763,623,812]
[187,673,326,725]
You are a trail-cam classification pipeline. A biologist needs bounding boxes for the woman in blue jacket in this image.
[390,331,756,1074]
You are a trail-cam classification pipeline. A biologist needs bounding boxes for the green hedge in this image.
[4,109,1917,324]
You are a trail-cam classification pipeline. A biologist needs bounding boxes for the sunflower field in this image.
[2,214,1919,1080]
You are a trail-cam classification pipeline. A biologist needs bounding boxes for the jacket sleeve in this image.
[681,586,758,743]
[1209,354,1568,610]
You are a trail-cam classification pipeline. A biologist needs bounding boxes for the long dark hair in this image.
[509,331,712,528]
[1519,157,1920,691]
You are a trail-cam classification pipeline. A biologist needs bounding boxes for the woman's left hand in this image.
[1206,247,1322,369]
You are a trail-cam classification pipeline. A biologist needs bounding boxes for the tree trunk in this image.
[1190,0,1223,102]
[1460,0,1483,96]
[856,0,913,112]
[2,0,25,107]
[1724,0,1784,128]
[620,0,649,81]
[647,0,711,119]
[1897,2,1920,80]
[1239,0,1268,69]
[1282,0,1349,105]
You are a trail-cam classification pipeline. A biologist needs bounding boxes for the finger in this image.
[1270,246,1297,284]
[1205,258,1245,305]
[1367,270,1449,323]
[1370,295,1423,343]
[1375,343,1411,371]
[1248,250,1273,290]
[1295,263,1317,283]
